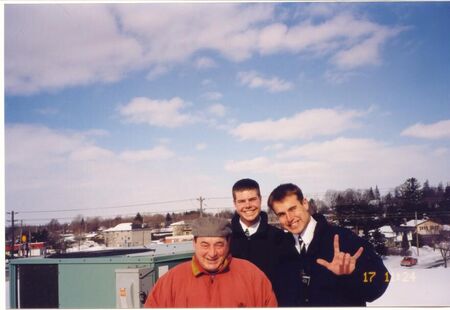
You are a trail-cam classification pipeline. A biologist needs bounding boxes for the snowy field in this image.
[5,245,450,308]
[368,246,450,306]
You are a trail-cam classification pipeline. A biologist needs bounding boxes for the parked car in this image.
[400,256,418,267]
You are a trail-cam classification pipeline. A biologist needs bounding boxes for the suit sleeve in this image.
[337,231,390,303]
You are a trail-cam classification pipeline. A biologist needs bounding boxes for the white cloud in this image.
[401,119,450,140]
[146,65,170,80]
[207,104,226,117]
[201,91,223,101]
[6,4,403,95]
[70,146,114,161]
[332,27,405,69]
[119,97,193,128]
[256,12,403,62]
[201,79,215,87]
[196,143,207,151]
[231,108,365,141]
[263,143,284,151]
[6,124,228,218]
[195,57,217,69]
[225,157,272,173]
[237,71,294,93]
[225,137,450,193]
[35,107,59,116]
[5,5,144,95]
[119,146,175,162]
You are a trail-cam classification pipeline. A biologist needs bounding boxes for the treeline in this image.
[7,177,450,249]
[316,178,450,233]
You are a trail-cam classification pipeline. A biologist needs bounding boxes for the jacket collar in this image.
[305,213,329,255]
[191,254,232,277]
[231,211,269,237]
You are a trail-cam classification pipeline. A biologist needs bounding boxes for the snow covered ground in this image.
[368,246,450,306]
[5,245,449,308]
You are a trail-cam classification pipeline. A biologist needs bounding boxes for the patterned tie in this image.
[298,236,307,258]
[245,228,250,237]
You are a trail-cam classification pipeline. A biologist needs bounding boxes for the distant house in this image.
[378,225,396,247]
[103,222,153,247]
[397,219,443,246]
[163,234,194,244]
[170,221,192,236]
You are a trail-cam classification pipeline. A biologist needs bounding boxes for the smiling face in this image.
[233,189,262,227]
[194,236,230,273]
[272,194,311,235]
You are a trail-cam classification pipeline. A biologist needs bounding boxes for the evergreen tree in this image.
[132,212,144,229]
[370,229,387,256]
[374,186,381,200]
[165,213,173,226]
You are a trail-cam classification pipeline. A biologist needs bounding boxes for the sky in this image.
[3,2,450,225]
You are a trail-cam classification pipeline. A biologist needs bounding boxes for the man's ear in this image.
[303,198,310,211]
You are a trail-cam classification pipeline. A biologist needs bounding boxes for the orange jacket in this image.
[144,255,277,308]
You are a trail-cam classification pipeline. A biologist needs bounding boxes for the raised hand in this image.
[316,234,364,275]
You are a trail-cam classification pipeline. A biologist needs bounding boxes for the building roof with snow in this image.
[401,219,428,227]
[379,225,396,237]
[104,222,132,232]
[170,220,186,227]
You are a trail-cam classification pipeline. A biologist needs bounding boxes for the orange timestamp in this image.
[363,270,416,283]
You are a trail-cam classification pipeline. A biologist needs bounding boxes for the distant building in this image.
[170,220,192,236]
[378,225,397,248]
[103,222,153,247]
[397,219,443,247]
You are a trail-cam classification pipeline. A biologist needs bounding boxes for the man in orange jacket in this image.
[144,216,277,308]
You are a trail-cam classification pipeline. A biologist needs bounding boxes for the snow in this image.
[368,246,450,306]
[5,245,449,307]
[65,240,107,252]
[401,219,427,227]
[104,222,132,232]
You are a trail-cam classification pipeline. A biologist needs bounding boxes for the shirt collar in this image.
[239,216,260,236]
[191,254,232,277]
[293,216,317,251]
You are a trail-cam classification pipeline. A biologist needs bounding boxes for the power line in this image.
[13,198,197,214]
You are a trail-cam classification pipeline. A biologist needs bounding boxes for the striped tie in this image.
[298,236,306,258]
[245,228,250,237]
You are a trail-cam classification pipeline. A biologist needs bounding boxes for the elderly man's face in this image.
[194,236,230,272]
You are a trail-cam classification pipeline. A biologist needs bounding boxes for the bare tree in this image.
[437,241,450,268]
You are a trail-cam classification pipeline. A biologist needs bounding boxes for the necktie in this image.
[245,228,250,237]
[298,236,307,258]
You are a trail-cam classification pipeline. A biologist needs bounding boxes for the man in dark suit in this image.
[268,183,390,307]
[230,178,291,286]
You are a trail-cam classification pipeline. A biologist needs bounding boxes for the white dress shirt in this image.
[293,216,317,253]
[240,217,261,236]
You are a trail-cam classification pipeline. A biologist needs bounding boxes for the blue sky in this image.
[4,3,450,224]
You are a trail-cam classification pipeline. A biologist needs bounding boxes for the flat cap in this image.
[191,217,232,237]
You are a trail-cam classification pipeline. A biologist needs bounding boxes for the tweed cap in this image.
[191,217,232,237]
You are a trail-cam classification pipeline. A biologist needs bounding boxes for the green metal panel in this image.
[58,262,153,308]
[9,263,18,308]
[8,245,194,309]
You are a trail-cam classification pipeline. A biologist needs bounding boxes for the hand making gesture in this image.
[316,234,364,275]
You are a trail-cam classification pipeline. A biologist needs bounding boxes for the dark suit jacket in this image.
[230,211,291,285]
[273,213,390,307]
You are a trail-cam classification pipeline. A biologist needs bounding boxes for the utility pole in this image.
[7,211,19,259]
[415,211,419,256]
[197,196,205,217]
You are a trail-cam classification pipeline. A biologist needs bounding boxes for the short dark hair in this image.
[232,178,261,201]
[267,183,304,211]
